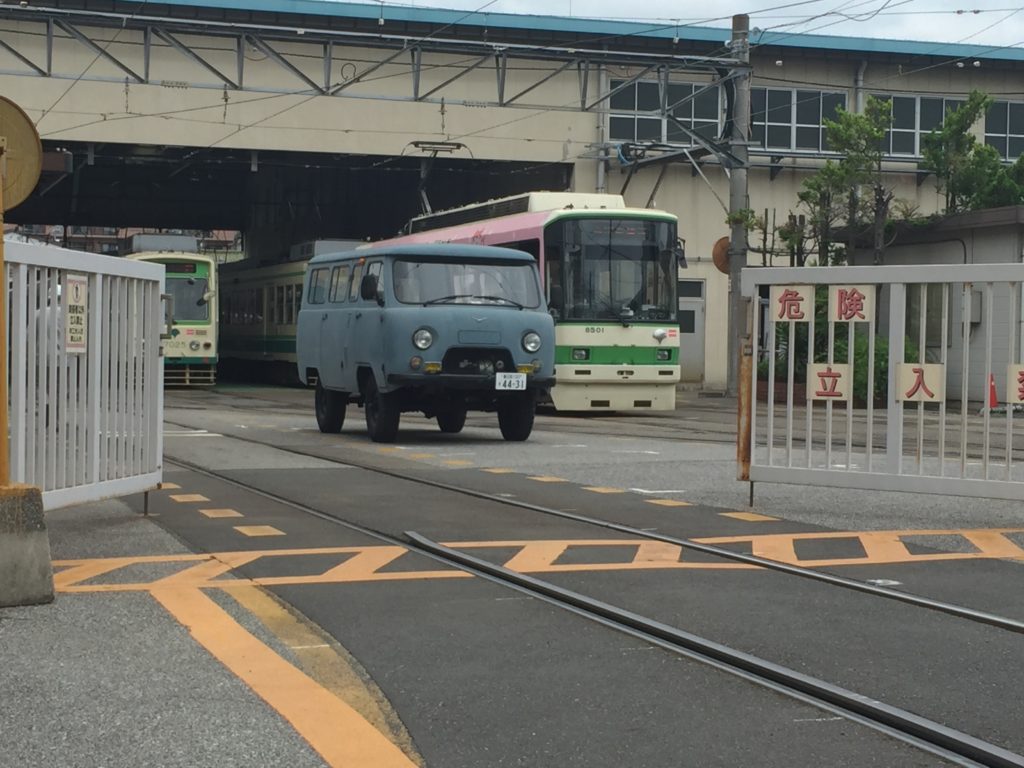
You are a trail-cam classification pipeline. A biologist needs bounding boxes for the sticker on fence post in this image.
[64,273,88,354]
[897,364,945,403]
[828,285,875,323]
[769,285,813,323]
[808,363,852,401]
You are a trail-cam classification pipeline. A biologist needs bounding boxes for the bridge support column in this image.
[0,485,54,607]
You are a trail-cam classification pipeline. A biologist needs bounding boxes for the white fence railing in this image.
[741,264,1024,501]
[6,239,164,510]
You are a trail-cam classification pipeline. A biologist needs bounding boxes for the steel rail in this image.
[163,453,1018,768]
[409,532,1024,768]
[164,417,1024,635]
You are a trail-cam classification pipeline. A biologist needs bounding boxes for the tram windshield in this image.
[545,218,676,322]
[393,257,542,308]
[167,275,211,322]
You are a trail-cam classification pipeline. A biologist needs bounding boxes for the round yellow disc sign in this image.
[0,96,42,211]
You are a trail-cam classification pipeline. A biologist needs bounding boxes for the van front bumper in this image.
[387,373,555,391]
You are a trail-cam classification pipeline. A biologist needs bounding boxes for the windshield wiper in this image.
[424,293,525,308]
[424,293,475,305]
[474,294,525,309]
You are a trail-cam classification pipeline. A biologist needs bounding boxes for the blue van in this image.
[296,244,555,442]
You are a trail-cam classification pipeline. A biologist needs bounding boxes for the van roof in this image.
[309,243,535,265]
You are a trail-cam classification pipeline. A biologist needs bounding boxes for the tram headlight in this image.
[413,328,433,350]
[522,332,542,353]
[656,349,672,361]
[572,348,589,361]
[188,340,201,351]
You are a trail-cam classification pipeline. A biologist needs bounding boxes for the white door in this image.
[678,280,705,383]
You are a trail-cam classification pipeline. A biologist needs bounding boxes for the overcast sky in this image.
[373,0,1024,49]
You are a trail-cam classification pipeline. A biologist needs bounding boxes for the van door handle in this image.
[321,313,328,321]
[355,312,362,319]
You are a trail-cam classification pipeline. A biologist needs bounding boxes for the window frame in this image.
[870,94,965,158]
[985,100,1024,160]
[749,87,847,154]
[609,79,722,146]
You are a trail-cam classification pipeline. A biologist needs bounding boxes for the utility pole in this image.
[727,14,751,397]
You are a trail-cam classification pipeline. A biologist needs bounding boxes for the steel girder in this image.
[0,5,744,116]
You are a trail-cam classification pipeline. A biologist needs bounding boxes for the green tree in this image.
[795,160,848,265]
[824,96,895,265]
[921,91,1024,212]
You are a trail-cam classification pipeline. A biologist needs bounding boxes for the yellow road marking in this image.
[583,487,625,494]
[223,584,423,761]
[377,447,400,454]
[201,508,243,518]
[409,453,434,459]
[528,475,567,483]
[442,460,473,467]
[482,468,515,474]
[645,499,691,507]
[169,493,210,503]
[721,512,779,522]
[53,528,1024,592]
[159,482,181,490]
[235,525,286,537]
[151,587,417,768]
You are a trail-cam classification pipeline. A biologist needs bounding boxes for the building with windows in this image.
[605,36,1024,391]
[2,1,1023,392]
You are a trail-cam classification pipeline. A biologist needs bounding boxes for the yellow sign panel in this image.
[828,284,875,323]
[769,284,813,323]
[897,363,945,403]
[807,363,852,402]
[1007,366,1024,404]
[63,274,88,354]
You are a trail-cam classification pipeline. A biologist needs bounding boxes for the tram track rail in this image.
[163,446,1024,768]
[164,419,1024,636]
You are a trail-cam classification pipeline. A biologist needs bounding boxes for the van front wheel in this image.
[436,401,467,434]
[364,377,400,443]
[315,380,346,433]
[497,392,536,441]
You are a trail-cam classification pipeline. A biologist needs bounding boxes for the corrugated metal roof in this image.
[155,0,1024,62]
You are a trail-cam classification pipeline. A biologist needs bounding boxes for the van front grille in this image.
[441,347,516,375]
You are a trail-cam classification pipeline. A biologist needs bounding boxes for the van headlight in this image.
[522,332,542,353]
[413,328,433,350]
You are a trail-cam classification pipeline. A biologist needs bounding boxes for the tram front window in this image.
[168,276,211,322]
[547,219,676,322]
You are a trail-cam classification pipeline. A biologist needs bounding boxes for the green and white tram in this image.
[218,259,306,380]
[128,251,218,386]
[366,192,684,411]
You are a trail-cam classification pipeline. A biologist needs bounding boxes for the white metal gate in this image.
[741,264,1024,501]
[6,239,164,510]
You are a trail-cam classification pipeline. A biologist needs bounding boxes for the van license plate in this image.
[495,373,527,390]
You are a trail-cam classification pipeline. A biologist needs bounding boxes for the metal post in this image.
[727,14,751,396]
[0,143,8,485]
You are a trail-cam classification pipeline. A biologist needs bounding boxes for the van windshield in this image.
[393,259,541,308]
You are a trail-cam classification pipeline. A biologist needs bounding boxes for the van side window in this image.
[308,268,329,304]
[365,261,383,300]
[328,264,351,302]
[349,263,364,302]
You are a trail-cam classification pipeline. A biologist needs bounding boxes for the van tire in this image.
[436,402,467,434]
[364,377,400,443]
[315,380,346,433]
[497,392,536,441]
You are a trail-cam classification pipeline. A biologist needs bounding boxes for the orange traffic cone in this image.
[989,373,999,409]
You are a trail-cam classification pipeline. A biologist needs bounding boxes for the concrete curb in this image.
[0,485,54,607]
